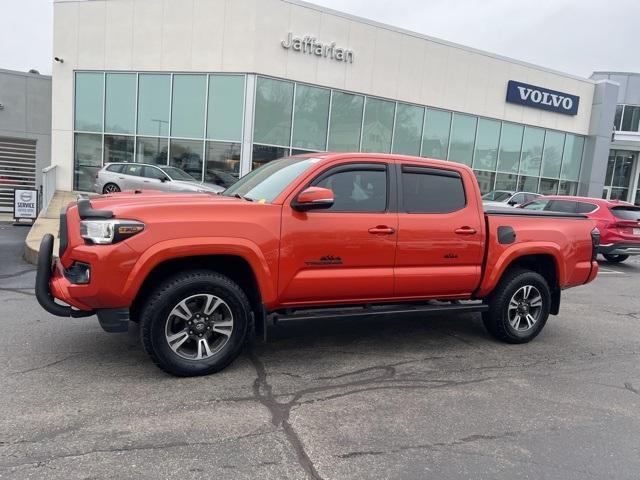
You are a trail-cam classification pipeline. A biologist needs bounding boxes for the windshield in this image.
[223,157,319,202]
[482,191,512,202]
[163,166,197,181]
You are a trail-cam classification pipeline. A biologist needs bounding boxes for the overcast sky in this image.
[0,0,636,77]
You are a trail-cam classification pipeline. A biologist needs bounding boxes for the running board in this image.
[271,302,488,323]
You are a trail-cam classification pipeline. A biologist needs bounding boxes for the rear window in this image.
[106,164,124,173]
[401,166,466,213]
[611,206,640,220]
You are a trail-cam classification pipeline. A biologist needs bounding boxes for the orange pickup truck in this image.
[36,153,599,376]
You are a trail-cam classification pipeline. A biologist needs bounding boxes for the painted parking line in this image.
[598,267,627,275]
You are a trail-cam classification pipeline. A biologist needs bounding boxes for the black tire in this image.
[103,183,121,194]
[482,268,551,344]
[140,270,251,377]
[603,254,629,263]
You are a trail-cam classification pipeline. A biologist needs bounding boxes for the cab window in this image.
[401,166,466,214]
[314,165,387,212]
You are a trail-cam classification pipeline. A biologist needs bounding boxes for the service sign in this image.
[506,80,579,116]
[13,188,38,220]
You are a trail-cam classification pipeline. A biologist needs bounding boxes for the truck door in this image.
[278,162,397,305]
[394,164,484,298]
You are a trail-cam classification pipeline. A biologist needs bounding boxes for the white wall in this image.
[52,0,596,190]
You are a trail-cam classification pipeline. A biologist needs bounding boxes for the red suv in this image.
[521,196,640,263]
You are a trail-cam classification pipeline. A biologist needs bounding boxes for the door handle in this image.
[368,226,395,235]
[455,227,477,235]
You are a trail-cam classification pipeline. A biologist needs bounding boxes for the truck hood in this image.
[87,190,247,213]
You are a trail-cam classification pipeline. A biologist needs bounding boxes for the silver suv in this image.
[94,163,225,195]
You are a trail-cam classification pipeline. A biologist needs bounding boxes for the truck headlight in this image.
[80,219,144,244]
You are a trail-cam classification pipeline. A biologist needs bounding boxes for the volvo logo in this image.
[506,80,579,116]
[20,191,33,202]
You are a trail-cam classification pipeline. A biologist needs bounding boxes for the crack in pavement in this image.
[247,348,323,480]
[9,354,79,375]
[0,287,36,297]
[624,382,639,396]
[0,269,35,280]
[0,429,274,470]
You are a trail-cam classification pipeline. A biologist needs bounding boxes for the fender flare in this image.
[121,236,277,304]
[477,242,564,297]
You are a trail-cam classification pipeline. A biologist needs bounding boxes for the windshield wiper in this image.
[233,193,253,202]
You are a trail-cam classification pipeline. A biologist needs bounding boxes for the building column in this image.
[239,74,256,177]
[579,80,619,198]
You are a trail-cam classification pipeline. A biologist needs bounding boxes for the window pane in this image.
[136,137,168,165]
[621,105,640,132]
[316,169,387,212]
[142,165,165,180]
[541,131,565,178]
[207,75,245,142]
[614,105,623,131]
[518,175,538,192]
[253,77,294,146]
[474,170,495,194]
[252,144,289,170]
[361,97,395,153]
[473,118,500,170]
[137,74,170,136]
[495,172,517,191]
[327,91,364,151]
[171,75,206,138]
[547,200,577,213]
[205,141,241,187]
[613,153,634,187]
[169,139,204,180]
[605,154,615,185]
[104,73,135,134]
[610,187,629,201]
[560,135,584,181]
[402,171,465,213]
[539,178,559,195]
[421,109,451,160]
[497,123,523,173]
[104,135,134,164]
[448,114,476,166]
[392,103,423,156]
[75,72,103,132]
[291,84,330,151]
[558,180,578,196]
[74,133,102,191]
[519,127,545,176]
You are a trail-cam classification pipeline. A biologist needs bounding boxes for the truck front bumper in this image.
[35,234,130,332]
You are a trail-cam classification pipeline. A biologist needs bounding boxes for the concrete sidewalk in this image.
[23,191,80,264]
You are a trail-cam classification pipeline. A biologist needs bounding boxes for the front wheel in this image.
[603,254,629,263]
[482,268,551,344]
[140,270,251,376]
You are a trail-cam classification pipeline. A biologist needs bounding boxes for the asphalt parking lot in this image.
[1,222,639,480]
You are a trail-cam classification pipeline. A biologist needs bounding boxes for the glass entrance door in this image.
[604,150,637,202]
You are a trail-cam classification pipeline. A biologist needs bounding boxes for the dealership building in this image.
[48,0,634,204]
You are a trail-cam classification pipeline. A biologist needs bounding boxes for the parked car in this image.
[94,163,224,194]
[37,153,599,376]
[520,195,640,263]
[482,190,541,207]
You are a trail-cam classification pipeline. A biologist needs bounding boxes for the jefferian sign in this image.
[13,188,38,220]
[281,32,354,63]
[506,80,579,116]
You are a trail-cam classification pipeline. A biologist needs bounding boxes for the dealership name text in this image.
[281,32,354,63]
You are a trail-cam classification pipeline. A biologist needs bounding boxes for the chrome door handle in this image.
[368,226,396,235]
[455,227,477,235]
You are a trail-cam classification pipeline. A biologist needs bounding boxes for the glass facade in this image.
[604,150,636,202]
[73,71,586,197]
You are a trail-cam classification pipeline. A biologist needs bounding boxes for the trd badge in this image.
[305,255,343,266]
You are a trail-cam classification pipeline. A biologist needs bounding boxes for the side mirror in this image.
[507,200,517,206]
[292,186,334,212]
[160,176,170,183]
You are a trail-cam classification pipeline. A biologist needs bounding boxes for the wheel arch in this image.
[130,254,264,327]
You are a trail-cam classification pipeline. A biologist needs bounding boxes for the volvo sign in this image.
[13,188,38,221]
[506,80,579,116]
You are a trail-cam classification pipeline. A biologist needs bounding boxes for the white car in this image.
[94,163,225,195]
[482,190,541,208]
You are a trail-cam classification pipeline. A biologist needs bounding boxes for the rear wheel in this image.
[140,270,251,376]
[103,183,121,194]
[482,268,551,344]
[603,254,629,263]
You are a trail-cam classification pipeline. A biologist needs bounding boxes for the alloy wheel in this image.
[507,285,543,332]
[164,293,234,360]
